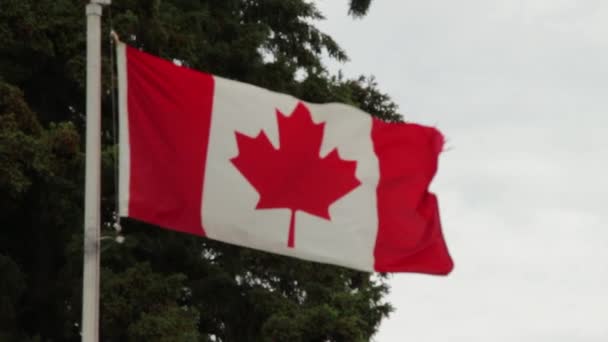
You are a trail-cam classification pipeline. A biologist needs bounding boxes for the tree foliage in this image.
[0,0,402,341]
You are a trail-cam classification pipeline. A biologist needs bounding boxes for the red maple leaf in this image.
[231,102,361,248]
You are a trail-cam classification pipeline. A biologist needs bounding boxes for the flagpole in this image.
[83,1,110,341]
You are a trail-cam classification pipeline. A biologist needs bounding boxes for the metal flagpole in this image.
[83,1,110,341]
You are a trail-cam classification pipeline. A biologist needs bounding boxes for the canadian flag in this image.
[117,43,453,275]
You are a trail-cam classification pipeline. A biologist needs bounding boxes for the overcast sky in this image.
[316,1,608,341]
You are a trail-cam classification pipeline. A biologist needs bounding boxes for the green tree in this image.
[348,0,373,18]
[1,0,401,340]
[0,79,83,339]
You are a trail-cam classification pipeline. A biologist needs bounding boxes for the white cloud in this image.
[316,1,608,340]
